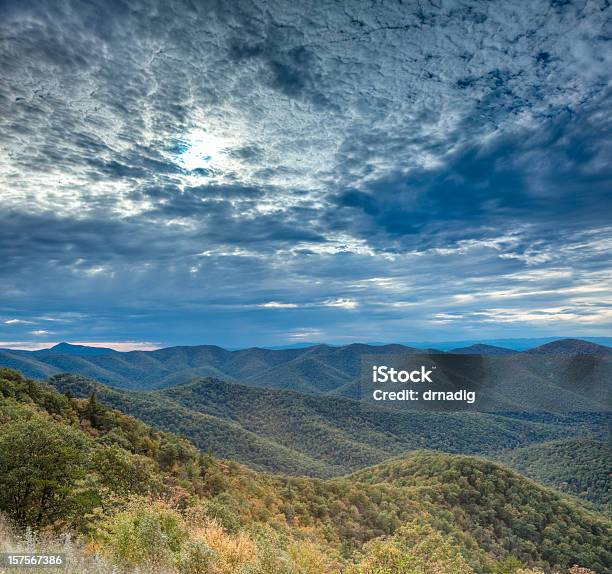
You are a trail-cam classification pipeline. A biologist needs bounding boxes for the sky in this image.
[0,0,611,350]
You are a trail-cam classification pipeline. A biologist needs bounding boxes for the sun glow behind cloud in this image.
[175,130,236,175]
[0,0,611,347]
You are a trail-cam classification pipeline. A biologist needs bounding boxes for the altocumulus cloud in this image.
[0,0,610,348]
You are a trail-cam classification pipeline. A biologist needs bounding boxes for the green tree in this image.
[100,500,188,569]
[91,444,160,497]
[0,416,92,528]
[83,391,106,428]
[348,521,474,574]
[493,556,525,574]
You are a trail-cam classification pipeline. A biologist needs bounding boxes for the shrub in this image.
[99,499,188,569]
[347,522,474,574]
[191,518,256,573]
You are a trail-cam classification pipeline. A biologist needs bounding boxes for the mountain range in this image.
[48,372,611,481]
[0,339,610,402]
[1,368,610,574]
[1,338,609,503]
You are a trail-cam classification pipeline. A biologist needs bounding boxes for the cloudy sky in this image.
[1,0,611,350]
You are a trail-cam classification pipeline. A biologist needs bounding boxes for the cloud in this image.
[323,298,359,310]
[260,302,298,309]
[0,0,610,346]
[0,342,57,351]
[68,341,161,351]
[287,329,325,342]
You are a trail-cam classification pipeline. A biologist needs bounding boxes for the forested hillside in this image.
[498,438,611,514]
[0,368,610,574]
[0,343,415,392]
[45,373,600,479]
[1,340,610,405]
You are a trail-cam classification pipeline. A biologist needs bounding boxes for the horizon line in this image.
[1,335,612,353]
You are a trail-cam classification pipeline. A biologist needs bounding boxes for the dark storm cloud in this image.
[328,87,612,253]
[0,0,611,347]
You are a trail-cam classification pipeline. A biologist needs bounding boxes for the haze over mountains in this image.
[0,339,609,411]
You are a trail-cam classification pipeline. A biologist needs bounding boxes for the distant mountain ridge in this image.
[0,342,422,391]
[399,336,612,351]
[0,338,610,399]
[526,338,612,355]
[448,343,519,355]
[38,342,117,356]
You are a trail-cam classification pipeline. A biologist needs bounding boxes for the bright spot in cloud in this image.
[31,330,51,336]
[176,130,234,173]
[288,329,324,341]
[84,266,107,276]
[324,298,359,309]
[260,302,298,309]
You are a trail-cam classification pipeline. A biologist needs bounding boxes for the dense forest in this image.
[497,438,611,514]
[44,373,608,481]
[0,368,610,573]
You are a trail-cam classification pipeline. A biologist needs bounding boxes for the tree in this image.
[347,521,474,574]
[494,556,526,573]
[83,392,106,428]
[0,416,92,528]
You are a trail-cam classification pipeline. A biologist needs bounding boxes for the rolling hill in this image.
[349,452,612,572]
[0,340,610,409]
[497,437,612,514]
[0,342,433,394]
[1,368,610,574]
[526,338,612,355]
[47,373,608,481]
